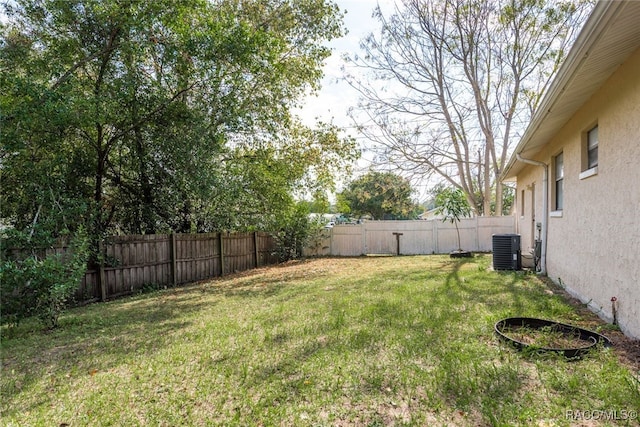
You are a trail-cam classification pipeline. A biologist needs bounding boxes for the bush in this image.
[0,231,88,329]
[272,203,323,261]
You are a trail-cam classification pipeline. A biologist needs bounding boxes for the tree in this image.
[299,191,331,214]
[346,0,593,215]
[434,187,472,253]
[1,0,355,248]
[175,120,357,232]
[339,171,420,220]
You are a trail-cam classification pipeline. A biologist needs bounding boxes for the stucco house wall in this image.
[514,166,543,265]
[513,47,640,338]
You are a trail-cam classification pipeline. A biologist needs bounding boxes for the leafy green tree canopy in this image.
[339,171,420,220]
[435,187,472,225]
[0,0,356,246]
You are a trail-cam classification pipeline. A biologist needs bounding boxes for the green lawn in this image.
[2,255,639,426]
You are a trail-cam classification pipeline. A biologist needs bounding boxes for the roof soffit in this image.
[503,1,640,179]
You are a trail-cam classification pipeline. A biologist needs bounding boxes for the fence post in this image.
[98,241,107,301]
[329,227,334,256]
[361,223,367,255]
[432,220,438,254]
[254,231,259,268]
[392,232,403,256]
[219,232,225,276]
[170,233,177,287]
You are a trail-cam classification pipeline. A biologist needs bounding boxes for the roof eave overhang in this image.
[502,0,640,181]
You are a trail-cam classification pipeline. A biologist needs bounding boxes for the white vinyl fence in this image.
[305,216,515,257]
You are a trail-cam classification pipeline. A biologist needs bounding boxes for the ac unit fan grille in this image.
[492,234,521,270]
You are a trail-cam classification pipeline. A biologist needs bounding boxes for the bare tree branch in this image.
[345,0,593,214]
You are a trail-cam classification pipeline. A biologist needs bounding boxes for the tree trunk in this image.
[495,179,504,216]
[483,147,491,215]
[134,126,156,234]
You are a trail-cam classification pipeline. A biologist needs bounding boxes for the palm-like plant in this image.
[435,188,473,253]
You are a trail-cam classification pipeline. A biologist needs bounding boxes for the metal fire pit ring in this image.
[494,317,612,359]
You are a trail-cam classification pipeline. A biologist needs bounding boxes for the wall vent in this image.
[492,234,521,270]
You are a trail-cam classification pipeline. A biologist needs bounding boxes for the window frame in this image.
[553,152,564,212]
[580,124,599,180]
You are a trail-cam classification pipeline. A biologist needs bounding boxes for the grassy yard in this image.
[2,255,639,426]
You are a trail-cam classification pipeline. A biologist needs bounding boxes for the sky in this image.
[296,0,396,133]
[295,0,404,195]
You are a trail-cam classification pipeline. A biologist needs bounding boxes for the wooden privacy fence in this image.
[304,216,516,257]
[6,219,514,304]
[67,232,277,304]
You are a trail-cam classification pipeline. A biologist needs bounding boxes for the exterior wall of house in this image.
[514,165,543,267]
[515,47,640,338]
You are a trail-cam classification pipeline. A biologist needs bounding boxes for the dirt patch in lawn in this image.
[500,323,596,350]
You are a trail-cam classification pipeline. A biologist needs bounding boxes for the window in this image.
[587,125,598,169]
[554,152,563,211]
[580,124,599,179]
[520,189,525,217]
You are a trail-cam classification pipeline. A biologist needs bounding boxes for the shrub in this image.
[272,203,323,261]
[0,231,88,329]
